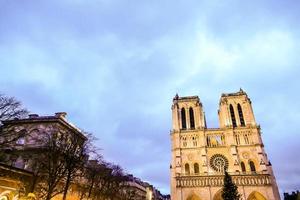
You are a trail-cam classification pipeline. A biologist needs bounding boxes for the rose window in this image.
[209,154,229,172]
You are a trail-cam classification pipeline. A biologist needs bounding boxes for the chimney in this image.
[55,112,67,118]
[28,114,39,119]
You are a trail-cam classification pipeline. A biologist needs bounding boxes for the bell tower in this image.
[172,94,206,132]
[218,88,256,128]
[170,94,206,199]
[170,90,280,200]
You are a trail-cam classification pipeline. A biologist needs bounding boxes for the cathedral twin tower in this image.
[170,89,280,200]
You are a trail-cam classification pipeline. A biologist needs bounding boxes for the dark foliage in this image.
[80,158,131,200]
[222,171,241,200]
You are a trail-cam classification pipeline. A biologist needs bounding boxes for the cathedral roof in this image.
[173,94,200,102]
[221,88,247,97]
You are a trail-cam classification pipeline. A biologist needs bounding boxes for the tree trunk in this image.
[62,170,72,200]
[45,188,53,200]
[88,178,95,198]
[30,175,37,193]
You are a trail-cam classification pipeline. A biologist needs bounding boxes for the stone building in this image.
[0,112,169,200]
[0,112,86,172]
[0,112,87,199]
[170,89,280,200]
[0,163,34,199]
[125,174,169,200]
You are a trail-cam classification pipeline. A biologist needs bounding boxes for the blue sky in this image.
[1,0,300,195]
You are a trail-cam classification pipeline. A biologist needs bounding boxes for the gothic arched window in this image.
[181,108,186,130]
[182,137,187,147]
[185,163,190,175]
[241,161,246,172]
[189,107,195,129]
[192,136,198,146]
[230,104,237,127]
[237,104,245,126]
[249,161,256,172]
[194,163,199,174]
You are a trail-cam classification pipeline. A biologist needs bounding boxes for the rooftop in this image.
[173,94,200,102]
[1,112,86,140]
[221,88,247,97]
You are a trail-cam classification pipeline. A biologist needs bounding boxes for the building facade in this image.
[0,163,34,200]
[170,89,280,200]
[0,112,169,200]
[0,112,87,200]
[0,112,86,173]
[125,174,170,200]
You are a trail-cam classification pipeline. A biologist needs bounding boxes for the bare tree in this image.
[0,93,28,149]
[81,158,130,200]
[0,126,27,162]
[0,93,28,121]
[61,132,95,200]
[29,126,97,200]
[100,163,128,200]
[31,125,69,200]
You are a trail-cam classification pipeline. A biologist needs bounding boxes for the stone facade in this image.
[170,89,280,200]
[0,112,86,172]
[0,112,169,200]
[125,174,170,200]
[0,112,86,200]
[0,163,34,199]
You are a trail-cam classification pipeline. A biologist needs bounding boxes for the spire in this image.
[173,93,179,100]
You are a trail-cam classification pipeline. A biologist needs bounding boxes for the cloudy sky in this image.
[1,0,300,195]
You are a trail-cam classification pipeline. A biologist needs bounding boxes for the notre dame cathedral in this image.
[170,89,280,200]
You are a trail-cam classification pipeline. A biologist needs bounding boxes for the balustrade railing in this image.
[176,172,271,187]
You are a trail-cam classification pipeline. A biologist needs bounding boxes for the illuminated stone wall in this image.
[170,90,281,200]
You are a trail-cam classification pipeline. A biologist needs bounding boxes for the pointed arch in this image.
[194,163,199,174]
[241,161,246,172]
[0,191,10,200]
[0,197,8,200]
[187,194,202,200]
[229,104,237,127]
[0,190,19,200]
[185,163,190,175]
[247,191,267,200]
[189,107,195,129]
[249,160,256,172]
[213,190,223,200]
[181,108,187,130]
[237,104,245,126]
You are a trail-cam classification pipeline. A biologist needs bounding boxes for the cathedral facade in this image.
[170,89,280,200]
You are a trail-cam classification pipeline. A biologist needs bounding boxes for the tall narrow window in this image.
[194,163,199,174]
[244,134,249,144]
[241,162,246,172]
[249,161,256,172]
[235,135,240,145]
[182,137,187,147]
[221,135,225,145]
[185,163,190,175]
[237,104,245,126]
[189,107,195,129]
[192,137,197,146]
[207,137,210,147]
[181,108,186,130]
[229,104,237,127]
